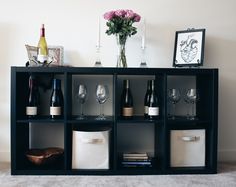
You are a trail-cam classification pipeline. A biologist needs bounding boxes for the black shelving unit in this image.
[11,67,218,175]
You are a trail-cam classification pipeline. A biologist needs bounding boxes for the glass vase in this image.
[116,35,127,68]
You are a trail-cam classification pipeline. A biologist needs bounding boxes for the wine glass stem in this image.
[192,103,194,119]
[168,101,170,117]
[173,103,176,119]
[187,103,190,118]
[81,103,84,116]
[100,103,103,117]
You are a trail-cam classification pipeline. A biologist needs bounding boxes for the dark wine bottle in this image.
[148,80,159,119]
[144,80,151,118]
[121,80,133,118]
[50,79,64,119]
[26,75,40,118]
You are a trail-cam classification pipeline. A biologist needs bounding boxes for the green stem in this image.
[116,34,127,67]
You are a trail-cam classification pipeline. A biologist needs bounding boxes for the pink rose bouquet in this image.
[104,9,141,43]
[104,9,141,67]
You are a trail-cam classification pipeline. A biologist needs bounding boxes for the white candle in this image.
[141,19,146,49]
[97,17,101,47]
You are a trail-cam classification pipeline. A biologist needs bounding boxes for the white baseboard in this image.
[218,149,236,162]
[0,151,10,162]
[1,150,235,163]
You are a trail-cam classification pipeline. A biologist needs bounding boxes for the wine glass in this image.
[75,84,87,120]
[168,89,181,119]
[183,89,191,120]
[186,89,200,120]
[95,84,109,120]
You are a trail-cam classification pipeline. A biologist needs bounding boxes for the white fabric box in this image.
[72,128,110,169]
[171,129,205,167]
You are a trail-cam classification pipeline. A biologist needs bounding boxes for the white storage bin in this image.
[171,129,205,167]
[72,127,110,169]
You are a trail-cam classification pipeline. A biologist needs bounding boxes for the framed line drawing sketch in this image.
[173,29,205,67]
[25,45,64,66]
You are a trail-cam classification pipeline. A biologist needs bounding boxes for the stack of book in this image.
[121,152,152,168]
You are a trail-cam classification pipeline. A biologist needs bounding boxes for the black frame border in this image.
[173,28,206,67]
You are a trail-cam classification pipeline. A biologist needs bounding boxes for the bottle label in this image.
[37,54,48,63]
[144,106,149,114]
[122,107,133,117]
[50,107,61,115]
[148,107,159,116]
[26,107,37,115]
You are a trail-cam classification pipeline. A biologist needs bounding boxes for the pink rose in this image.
[104,11,115,20]
[115,9,126,17]
[125,10,135,19]
[134,13,141,22]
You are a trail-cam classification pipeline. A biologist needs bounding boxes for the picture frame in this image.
[173,29,205,67]
[25,45,64,66]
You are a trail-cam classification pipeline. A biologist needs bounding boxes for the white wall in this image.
[0,0,236,162]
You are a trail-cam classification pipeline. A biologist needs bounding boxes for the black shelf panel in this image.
[166,166,216,174]
[167,117,210,129]
[68,169,161,175]
[15,158,65,172]
[18,165,65,171]
[167,123,209,130]
[12,170,66,175]
[167,116,210,123]
[68,115,114,124]
[115,168,161,175]
[70,168,160,175]
[17,116,65,123]
[117,116,163,124]
[69,169,112,175]
[12,167,215,175]
[12,66,218,75]
[167,116,210,124]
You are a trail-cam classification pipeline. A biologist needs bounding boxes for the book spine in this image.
[122,161,151,165]
[123,153,147,157]
[123,158,151,162]
[123,156,149,160]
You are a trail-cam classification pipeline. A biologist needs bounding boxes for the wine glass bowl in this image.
[95,84,109,120]
[186,89,199,120]
[168,89,181,120]
[75,84,87,120]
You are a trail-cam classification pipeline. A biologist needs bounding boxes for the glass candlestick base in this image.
[94,61,102,67]
[140,62,148,68]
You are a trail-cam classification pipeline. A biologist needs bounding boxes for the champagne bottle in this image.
[148,80,159,119]
[50,79,64,119]
[121,80,133,118]
[26,75,40,118]
[37,24,48,64]
[144,80,151,118]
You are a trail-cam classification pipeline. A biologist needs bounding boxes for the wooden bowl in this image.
[26,147,64,166]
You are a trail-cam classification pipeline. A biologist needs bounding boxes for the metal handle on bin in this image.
[181,136,199,142]
[81,138,104,144]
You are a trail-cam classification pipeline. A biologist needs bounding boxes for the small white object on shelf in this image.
[141,19,146,49]
[94,17,102,67]
[140,46,148,68]
[94,45,102,67]
[140,19,148,68]
[96,17,101,48]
